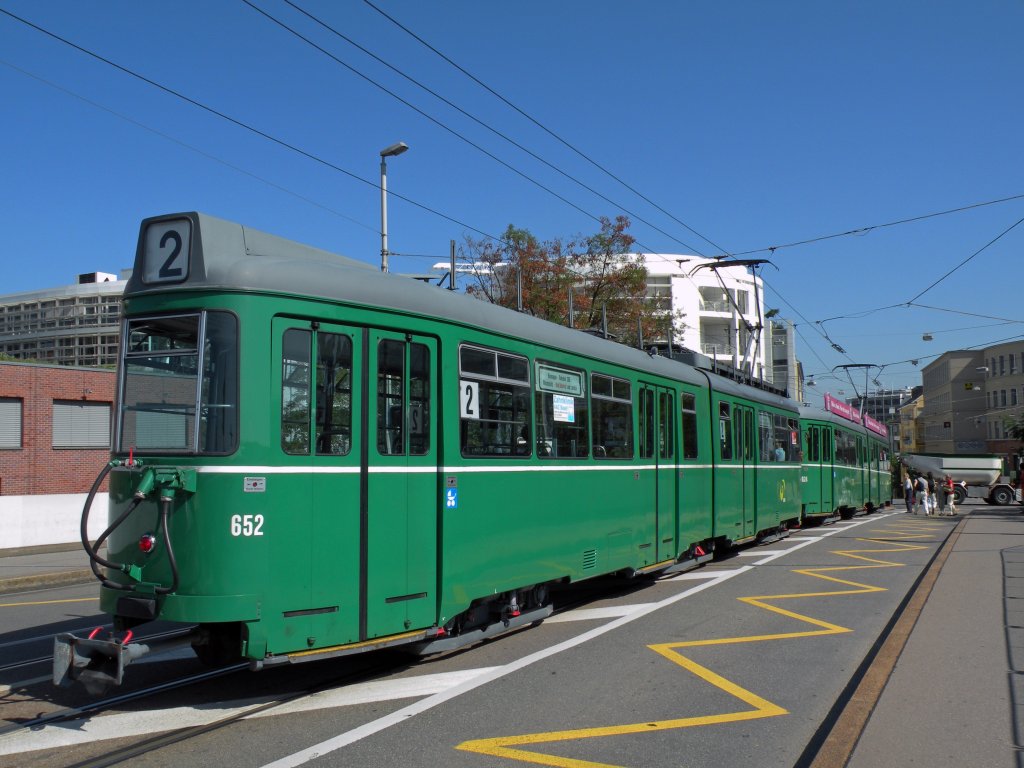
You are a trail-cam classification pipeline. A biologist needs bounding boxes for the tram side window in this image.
[281,329,312,454]
[835,429,856,466]
[591,374,633,459]
[459,345,531,457]
[806,427,819,462]
[315,333,353,455]
[639,389,654,459]
[535,363,589,458]
[773,414,798,462]
[719,401,733,460]
[376,340,430,456]
[758,411,774,461]
[377,340,405,455]
[659,391,674,460]
[280,330,353,456]
[409,343,430,456]
[681,392,698,459]
[744,408,755,461]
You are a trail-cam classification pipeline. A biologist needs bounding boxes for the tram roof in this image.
[127,212,798,406]
[799,403,885,440]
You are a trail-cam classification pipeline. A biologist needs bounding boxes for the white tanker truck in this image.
[900,453,1018,506]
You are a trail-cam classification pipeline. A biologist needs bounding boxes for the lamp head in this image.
[380,142,409,158]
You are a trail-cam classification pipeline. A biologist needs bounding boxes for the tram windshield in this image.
[117,312,238,454]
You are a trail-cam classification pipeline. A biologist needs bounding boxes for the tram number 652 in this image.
[230,514,265,537]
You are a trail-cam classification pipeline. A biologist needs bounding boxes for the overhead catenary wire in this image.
[722,193,1024,259]
[0,6,696,300]
[907,214,1024,304]
[239,0,672,257]
[0,6,506,245]
[0,57,380,236]
[277,0,707,256]
[359,0,730,257]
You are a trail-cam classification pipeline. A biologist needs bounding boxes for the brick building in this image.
[0,361,116,495]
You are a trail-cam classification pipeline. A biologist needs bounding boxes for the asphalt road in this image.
[0,510,956,768]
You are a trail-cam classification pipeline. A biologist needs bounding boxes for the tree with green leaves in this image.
[461,216,684,347]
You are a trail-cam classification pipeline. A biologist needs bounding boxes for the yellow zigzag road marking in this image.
[457,529,930,768]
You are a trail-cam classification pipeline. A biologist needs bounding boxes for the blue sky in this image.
[2,1,1022,393]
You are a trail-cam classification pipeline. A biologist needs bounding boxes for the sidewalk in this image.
[0,543,96,595]
[841,503,1023,767]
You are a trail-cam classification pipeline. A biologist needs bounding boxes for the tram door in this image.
[714,400,756,541]
[640,385,677,563]
[820,426,835,512]
[803,425,823,515]
[276,319,363,649]
[735,404,757,538]
[364,330,438,639]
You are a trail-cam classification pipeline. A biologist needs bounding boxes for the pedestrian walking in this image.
[915,474,929,514]
[943,475,956,515]
[926,472,937,515]
[904,474,915,513]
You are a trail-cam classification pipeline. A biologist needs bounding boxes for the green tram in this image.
[55,212,881,689]
[799,403,891,522]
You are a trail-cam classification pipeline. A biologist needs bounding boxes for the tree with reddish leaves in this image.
[462,216,683,347]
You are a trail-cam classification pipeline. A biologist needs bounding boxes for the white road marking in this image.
[545,605,656,623]
[668,568,747,580]
[0,668,499,757]
[259,570,749,768]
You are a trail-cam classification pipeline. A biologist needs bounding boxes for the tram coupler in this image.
[53,629,195,693]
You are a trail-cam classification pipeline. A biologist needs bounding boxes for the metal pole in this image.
[449,240,456,291]
[378,141,408,273]
[380,155,389,273]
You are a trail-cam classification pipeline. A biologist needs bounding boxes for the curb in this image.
[0,569,96,596]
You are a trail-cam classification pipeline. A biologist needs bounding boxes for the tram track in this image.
[0,661,249,740]
[50,655,410,768]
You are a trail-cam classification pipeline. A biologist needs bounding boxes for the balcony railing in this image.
[700,299,732,313]
[702,343,736,356]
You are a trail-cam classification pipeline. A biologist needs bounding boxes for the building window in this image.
[1000,356,1006,376]
[1001,390,1008,408]
[53,400,111,448]
[0,397,22,449]
[1011,354,1018,375]
[1012,388,1018,406]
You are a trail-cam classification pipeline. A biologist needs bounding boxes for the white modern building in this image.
[642,254,770,380]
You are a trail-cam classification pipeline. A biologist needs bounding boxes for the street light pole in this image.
[379,141,408,273]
